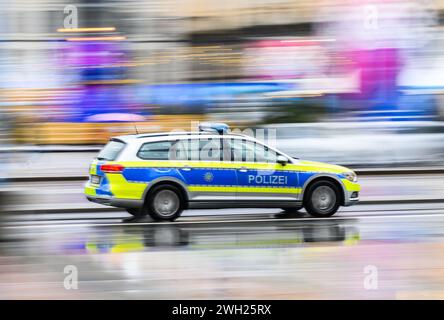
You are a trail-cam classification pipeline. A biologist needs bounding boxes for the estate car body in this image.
[85,124,360,221]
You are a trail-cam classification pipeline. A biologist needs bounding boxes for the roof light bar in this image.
[198,122,230,135]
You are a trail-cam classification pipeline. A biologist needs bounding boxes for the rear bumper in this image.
[86,195,143,208]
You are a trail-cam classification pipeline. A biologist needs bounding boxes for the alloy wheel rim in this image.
[153,190,180,217]
[311,186,336,213]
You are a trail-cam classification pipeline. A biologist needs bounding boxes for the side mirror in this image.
[277,155,288,166]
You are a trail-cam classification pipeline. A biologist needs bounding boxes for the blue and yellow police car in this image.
[85,123,360,221]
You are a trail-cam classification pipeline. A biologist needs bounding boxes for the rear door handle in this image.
[181,166,192,171]
[239,167,247,173]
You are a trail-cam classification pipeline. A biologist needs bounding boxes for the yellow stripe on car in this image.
[342,179,361,192]
[84,184,97,196]
[188,186,302,194]
[106,160,346,174]
[89,160,98,175]
[106,174,146,199]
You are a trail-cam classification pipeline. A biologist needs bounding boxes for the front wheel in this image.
[304,180,340,217]
[146,185,184,222]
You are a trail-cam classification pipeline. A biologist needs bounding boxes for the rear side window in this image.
[176,138,225,161]
[97,140,126,161]
[138,141,177,160]
[137,139,225,161]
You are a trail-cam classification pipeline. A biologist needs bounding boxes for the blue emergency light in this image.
[198,122,230,134]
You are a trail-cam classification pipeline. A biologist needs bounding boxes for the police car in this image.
[85,123,360,221]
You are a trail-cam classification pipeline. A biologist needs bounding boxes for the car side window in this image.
[229,138,244,162]
[198,138,223,161]
[227,138,277,163]
[138,141,186,160]
[179,138,225,161]
[246,140,277,163]
[169,140,188,160]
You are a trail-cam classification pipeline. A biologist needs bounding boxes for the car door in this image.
[178,137,237,201]
[228,138,300,202]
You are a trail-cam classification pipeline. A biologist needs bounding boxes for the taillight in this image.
[100,164,125,173]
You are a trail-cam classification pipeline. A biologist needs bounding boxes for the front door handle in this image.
[239,167,247,173]
[181,166,192,171]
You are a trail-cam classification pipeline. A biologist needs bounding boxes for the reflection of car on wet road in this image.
[141,220,359,248]
[85,123,360,221]
[65,219,360,253]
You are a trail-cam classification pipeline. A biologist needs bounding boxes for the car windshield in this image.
[97,140,126,161]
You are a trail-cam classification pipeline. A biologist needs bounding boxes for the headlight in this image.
[343,172,358,182]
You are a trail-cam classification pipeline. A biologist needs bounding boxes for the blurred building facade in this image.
[1,0,444,144]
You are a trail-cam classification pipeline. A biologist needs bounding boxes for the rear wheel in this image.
[304,180,340,217]
[146,185,184,222]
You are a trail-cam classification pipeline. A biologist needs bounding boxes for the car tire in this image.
[304,180,341,217]
[146,185,184,222]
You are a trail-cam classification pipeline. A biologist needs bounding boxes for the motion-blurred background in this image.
[3,1,444,300]
[0,0,443,167]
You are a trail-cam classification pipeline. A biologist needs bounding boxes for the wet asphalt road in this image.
[3,203,444,299]
[4,174,444,214]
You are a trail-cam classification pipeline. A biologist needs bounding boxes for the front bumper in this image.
[344,191,359,206]
[342,179,360,206]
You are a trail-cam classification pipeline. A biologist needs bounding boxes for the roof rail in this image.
[136,131,246,139]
